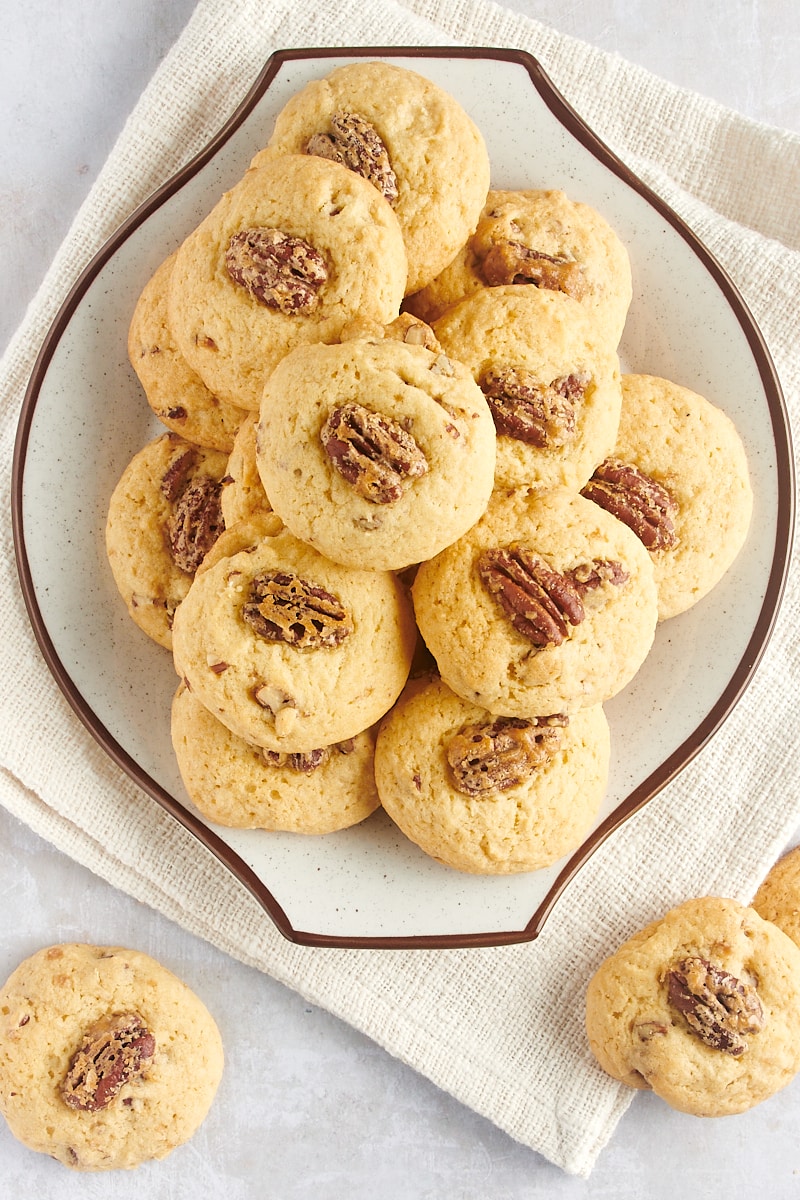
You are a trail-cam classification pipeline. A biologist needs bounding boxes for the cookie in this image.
[406,188,633,346]
[0,943,223,1171]
[579,373,753,620]
[255,336,496,571]
[752,846,800,948]
[374,674,610,874]
[411,485,658,716]
[171,520,417,752]
[220,411,272,528]
[255,60,490,295]
[585,896,800,1116]
[171,680,380,833]
[432,285,622,492]
[105,432,228,649]
[128,252,246,452]
[168,153,408,411]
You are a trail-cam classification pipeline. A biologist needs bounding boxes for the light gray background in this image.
[2,2,799,1196]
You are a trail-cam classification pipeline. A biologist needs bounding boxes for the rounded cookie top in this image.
[411,485,658,716]
[256,337,496,571]
[752,846,800,949]
[168,154,408,411]
[432,285,622,493]
[406,188,633,345]
[579,373,753,620]
[128,252,246,452]
[105,432,228,650]
[220,411,272,528]
[171,520,417,752]
[374,674,610,874]
[585,896,800,1116]
[256,61,490,295]
[0,943,223,1172]
[171,680,380,833]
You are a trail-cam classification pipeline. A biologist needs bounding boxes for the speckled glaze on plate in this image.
[12,48,794,948]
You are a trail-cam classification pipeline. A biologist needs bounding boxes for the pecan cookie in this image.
[167,154,408,411]
[585,896,800,1116]
[432,285,622,493]
[411,485,658,716]
[374,674,610,874]
[406,188,633,346]
[105,432,228,649]
[752,845,800,949]
[579,373,753,620]
[171,521,417,752]
[255,336,496,571]
[0,943,223,1171]
[128,252,246,452]
[171,680,380,833]
[254,60,490,295]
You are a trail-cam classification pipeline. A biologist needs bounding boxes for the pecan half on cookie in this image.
[160,446,225,574]
[61,1012,155,1111]
[225,227,328,314]
[478,547,586,647]
[446,713,569,796]
[479,366,589,448]
[306,111,398,205]
[242,571,353,648]
[665,956,764,1056]
[581,459,678,552]
[320,402,428,504]
[479,240,587,300]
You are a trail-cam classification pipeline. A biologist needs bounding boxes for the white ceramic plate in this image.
[13,48,793,948]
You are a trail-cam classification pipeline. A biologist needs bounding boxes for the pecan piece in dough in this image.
[581,459,678,552]
[306,111,398,205]
[321,402,428,504]
[167,474,225,574]
[61,1012,155,1112]
[479,366,589,448]
[479,240,587,299]
[568,557,630,594]
[478,547,585,647]
[225,227,328,314]
[242,571,353,648]
[665,956,764,1056]
[262,746,331,773]
[446,713,569,796]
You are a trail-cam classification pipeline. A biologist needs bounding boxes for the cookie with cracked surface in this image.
[171,521,417,753]
[0,943,223,1171]
[167,153,408,411]
[254,60,490,295]
[752,846,800,949]
[171,680,379,833]
[585,896,800,1116]
[405,188,632,346]
[432,285,622,493]
[255,336,496,572]
[374,674,610,874]
[411,485,658,716]
[579,373,753,620]
[128,252,247,452]
[105,432,228,650]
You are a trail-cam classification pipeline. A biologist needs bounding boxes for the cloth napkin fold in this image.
[2,0,799,1177]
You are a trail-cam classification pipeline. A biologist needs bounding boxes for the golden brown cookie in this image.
[374,674,610,873]
[128,252,246,452]
[256,60,490,295]
[406,188,632,345]
[171,680,380,833]
[580,373,753,620]
[168,154,408,411]
[585,896,800,1116]
[752,846,800,948]
[0,943,223,1171]
[105,432,228,649]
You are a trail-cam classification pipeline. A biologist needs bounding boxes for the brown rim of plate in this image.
[11,46,796,950]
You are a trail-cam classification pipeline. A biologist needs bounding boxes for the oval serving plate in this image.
[12,47,793,949]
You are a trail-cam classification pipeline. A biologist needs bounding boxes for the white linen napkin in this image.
[2,0,799,1177]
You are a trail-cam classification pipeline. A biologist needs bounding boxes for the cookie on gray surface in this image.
[0,943,223,1171]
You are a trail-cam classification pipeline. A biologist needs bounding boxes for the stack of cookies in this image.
[107,60,753,872]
